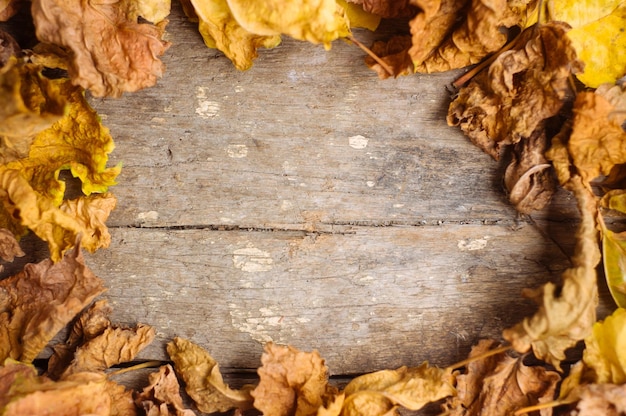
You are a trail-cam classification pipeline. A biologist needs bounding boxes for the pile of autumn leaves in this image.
[2,0,626,415]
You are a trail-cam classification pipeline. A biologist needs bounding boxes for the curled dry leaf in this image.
[135,364,196,416]
[0,243,106,363]
[189,0,281,71]
[567,383,626,415]
[31,0,171,97]
[341,362,455,415]
[0,29,20,67]
[366,0,536,78]
[504,128,555,213]
[0,228,24,272]
[344,0,415,18]
[0,0,23,21]
[167,337,254,414]
[444,340,559,415]
[503,177,600,370]
[226,0,350,49]
[252,342,335,416]
[448,22,582,160]
[601,227,626,308]
[582,308,626,385]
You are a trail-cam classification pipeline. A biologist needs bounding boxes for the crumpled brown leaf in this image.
[340,362,455,415]
[0,362,136,416]
[252,342,335,416]
[443,339,560,415]
[0,0,23,21]
[0,243,106,363]
[448,22,582,160]
[47,299,155,379]
[503,176,600,370]
[135,364,196,416]
[504,128,555,213]
[563,83,626,183]
[167,337,254,414]
[568,383,626,415]
[345,0,415,18]
[0,29,20,67]
[31,0,171,97]
[366,0,537,77]
[0,228,23,272]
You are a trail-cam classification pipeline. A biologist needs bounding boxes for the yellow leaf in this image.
[226,0,351,48]
[337,0,380,31]
[548,0,626,87]
[342,363,455,414]
[583,308,626,384]
[190,0,281,70]
[167,337,254,414]
[602,230,626,308]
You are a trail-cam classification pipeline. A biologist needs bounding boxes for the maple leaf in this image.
[252,342,335,416]
[0,228,24,272]
[503,176,600,370]
[444,340,559,415]
[0,243,106,363]
[189,0,281,71]
[448,22,582,160]
[135,364,196,416]
[167,337,254,414]
[31,0,171,97]
[340,362,455,415]
[548,0,626,88]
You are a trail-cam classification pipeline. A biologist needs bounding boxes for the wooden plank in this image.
[87,223,571,374]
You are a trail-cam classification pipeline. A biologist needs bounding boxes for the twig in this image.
[347,35,394,77]
[108,360,164,377]
[452,37,520,89]
[445,345,511,372]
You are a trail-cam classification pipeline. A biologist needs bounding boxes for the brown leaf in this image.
[0,228,23,272]
[0,0,23,21]
[167,337,254,414]
[252,342,333,416]
[0,243,106,363]
[0,359,37,408]
[565,84,626,183]
[503,176,600,370]
[448,22,582,159]
[0,29,20,67]
[31,0,170,97]
[135,364,196,416]
[345,0,415,18]
[444,340,560,415]
[504,128,555,213]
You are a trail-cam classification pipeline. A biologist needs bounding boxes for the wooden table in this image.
[8,2,616,410]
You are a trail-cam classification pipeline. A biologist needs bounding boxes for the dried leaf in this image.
[366,0,537,77]
[0,29,20,67]
[189,0,281,71]
[252,342,335,416]
[445,340,559,415]
[0,228,23,272]
[316,393,345,416]
[448,22,582,159]
[0,243,106,363]
[337,0,381,31]
[0,58,66,164]
[0,77,120,260]
[602,230,626,308]
[341,362,455,415]
[503,177,600,370]
[564,84,626,183]
[31,0,170,97]
[226,0,351,48]
[167,337,254,414]
[0,0,23,21]
[569,383,626,415]
[582,308,626,384]
[504,128,555,213]
[0,359,37,408]
[548,0,626,88]
[344,0,414,18]
[135,364,196,416]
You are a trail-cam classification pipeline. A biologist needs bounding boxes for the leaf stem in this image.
[108,360,164,377]
[347,35,394,77]
[513,396,577,415]
[445,345,511,372]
